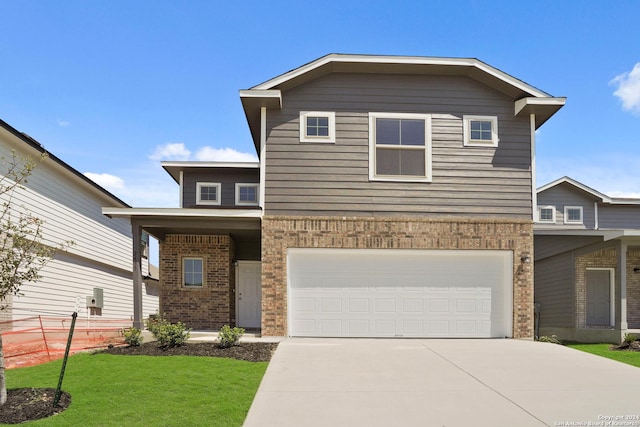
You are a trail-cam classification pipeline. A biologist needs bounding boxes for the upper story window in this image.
[196,182,221,205]
[235,183,259,206]
[463,115,499,147]
[564,206,583,224]
[368,112,432,182]
[183,257,204,287]
[538,206,556,223]
[300,111,335,143]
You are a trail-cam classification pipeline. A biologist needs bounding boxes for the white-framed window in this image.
[564,206,583,224]
[196,182,221,205]
[300,111,335,143]
[368,112,432,182]
[235,183,259,206]
[463,115,499,147]
[183,257,204,287]
[538,206,556,223]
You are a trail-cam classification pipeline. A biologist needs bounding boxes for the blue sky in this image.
[2,1,640,207]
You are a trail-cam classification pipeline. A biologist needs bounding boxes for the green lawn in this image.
[566,343,640,368]
[3,353,268,426]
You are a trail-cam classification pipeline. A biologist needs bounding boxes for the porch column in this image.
[617,240,628,331]
[132,220,144,329]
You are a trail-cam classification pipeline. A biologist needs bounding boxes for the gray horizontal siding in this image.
[534,252,575,329]
[534,235,603,261]
[537,183,596,228]
[182,169,259,208]
[265,73,533,218]
[598,205,640,229]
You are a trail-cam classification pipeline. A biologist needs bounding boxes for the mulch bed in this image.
[0,341,278,424]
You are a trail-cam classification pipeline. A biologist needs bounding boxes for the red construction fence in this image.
[1,316,131,369]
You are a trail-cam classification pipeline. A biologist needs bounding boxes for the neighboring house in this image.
[105,54,565,338]
[0,118,159,325]
[535,176,640,342]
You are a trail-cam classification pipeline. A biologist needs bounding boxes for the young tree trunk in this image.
[0,334,6,405]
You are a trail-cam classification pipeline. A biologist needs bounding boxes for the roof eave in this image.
[239,90,282,150]
[515,97,567,129]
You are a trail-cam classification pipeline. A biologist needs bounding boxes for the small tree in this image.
[0,151,72,405]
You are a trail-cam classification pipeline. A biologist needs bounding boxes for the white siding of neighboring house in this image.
[0,127,158,322]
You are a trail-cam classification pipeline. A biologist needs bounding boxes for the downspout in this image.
[179,171,184,208]
[594,202,599,230]
[530,114,538,222]
[259,107,267,213]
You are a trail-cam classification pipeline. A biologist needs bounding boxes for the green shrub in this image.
[217,325,245,349]
[623,333,637,344]
[146,312,191,348]
[123,327,143,347]
[537,334,562,345]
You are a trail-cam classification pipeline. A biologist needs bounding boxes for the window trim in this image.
[196,182,221,206]
[538,205,556,223]
[183,257,204,288]
[300,111,336,143]
[368,112,432,182]
[463,115,499,147]
[235,183,259,206]
[564,206,583,224]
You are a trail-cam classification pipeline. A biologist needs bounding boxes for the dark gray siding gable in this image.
[265,73,532,218]
[537,183,597,228]
[182,168,259,208]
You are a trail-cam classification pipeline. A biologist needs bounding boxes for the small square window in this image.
[564,206,583,224]
[183,258,203,287]
[300,111,335,143]
[235,183,259,206]
[463,115,499,147]
[538,206,556,223]
[196,182,221,205]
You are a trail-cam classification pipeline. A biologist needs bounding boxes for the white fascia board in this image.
[102,207,263,219]
[514,97,567,115]
[537,176,611,202]
[161,161,260,169]
[239,89,282,107]
[251,54,551,98]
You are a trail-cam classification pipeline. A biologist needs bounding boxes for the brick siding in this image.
[159,234,235,329]
[261,216,534,338]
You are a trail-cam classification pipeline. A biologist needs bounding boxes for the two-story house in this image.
[0,118,159,325]
[105,54,565,338]
[535,176,640,342]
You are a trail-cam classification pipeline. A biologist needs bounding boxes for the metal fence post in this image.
[53,311,77,407]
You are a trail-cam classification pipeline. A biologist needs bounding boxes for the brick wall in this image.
[159,234,235,329]
[627,247,640,329]
[575,248,616,329]
[261,216,534,338]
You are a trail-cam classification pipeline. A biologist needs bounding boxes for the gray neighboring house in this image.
[105,53,565,339]
[535,176,640,342]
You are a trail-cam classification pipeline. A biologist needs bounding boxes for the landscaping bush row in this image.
[122,312,245,349]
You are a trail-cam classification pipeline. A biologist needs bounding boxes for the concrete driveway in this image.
[244,338,640,427]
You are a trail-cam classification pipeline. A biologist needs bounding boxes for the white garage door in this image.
[288,249,513,338]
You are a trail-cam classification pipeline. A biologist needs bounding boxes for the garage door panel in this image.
[288,249,512,338]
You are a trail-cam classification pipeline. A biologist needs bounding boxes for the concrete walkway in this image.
[244,338,640,427]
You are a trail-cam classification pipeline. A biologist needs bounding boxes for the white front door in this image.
[237,261,261,329]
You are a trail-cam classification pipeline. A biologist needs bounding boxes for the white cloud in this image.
[609,191,640,199]
[195,147,258,162]
[610,63,640,115]
[149,142,191,161]
[84,172,125,191]
[149,142,257,162]
[57,118,70,127]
